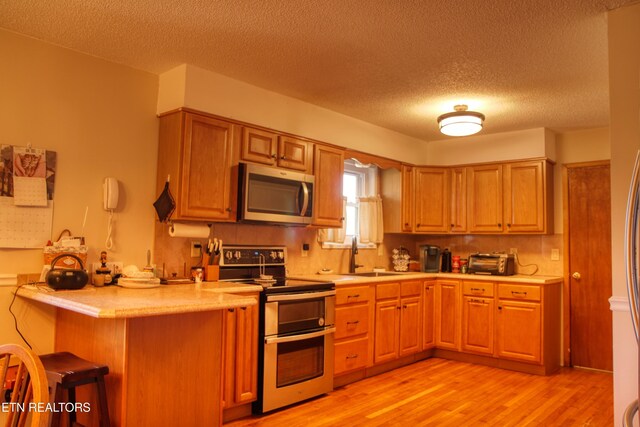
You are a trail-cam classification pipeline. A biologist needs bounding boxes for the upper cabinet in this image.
[157,110,237,222]
[467,164,504,233]
[414,167,450,233]
[503,160,553,233]
[312,144,344,228]
[450,167,467,233]
[240,126,313,173]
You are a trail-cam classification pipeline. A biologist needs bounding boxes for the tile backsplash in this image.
[154,221,563,278]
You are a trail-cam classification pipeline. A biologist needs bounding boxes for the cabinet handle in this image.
[346,320,360,325]
[404,223,409,227]
[498,305,502,310]
[347,294,360,299]
[498,223,502,227]
[228,308,235,313]
[346,354,359,359]
[469,298,486,304]
[507,223,511,228]
[225,208,232,212]
[397,306,401,310]
[416,223,421,227]
[281,155,286,160]
[511,291,527,297]
[241,306,247,311]
[271,153,277,158]
[403,304,408,309]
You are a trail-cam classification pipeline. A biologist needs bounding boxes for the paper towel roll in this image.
[169,223,210,238]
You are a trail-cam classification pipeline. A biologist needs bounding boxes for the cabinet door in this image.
[233,305,259,404]
[277,136,313,173]
[450,167,467,233]
[374,299,399,364]
[180,114,235,220]
[414,167,450,233]
[496,300,541,363]
[240,126,277,166]
[423,282,435,349]
[504,160,546,233]
[468,164,503,232]
[461,296,494,355]
[401,166,414,232]
[436,280,460,350]
[312,145,345,227]
[399,296,422,357]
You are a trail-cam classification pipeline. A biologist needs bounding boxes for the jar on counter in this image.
[460,258,468,274]
[452,255,461,273]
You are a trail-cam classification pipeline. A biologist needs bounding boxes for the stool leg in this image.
[68,386,76,426]
[50,383,64,427]
[96,376,111,427]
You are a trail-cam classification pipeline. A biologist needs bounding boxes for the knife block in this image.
[205,265,219,282]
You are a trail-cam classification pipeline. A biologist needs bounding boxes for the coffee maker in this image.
[419,245,441,273]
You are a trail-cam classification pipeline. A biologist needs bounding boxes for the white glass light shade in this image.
[437,105,485,137]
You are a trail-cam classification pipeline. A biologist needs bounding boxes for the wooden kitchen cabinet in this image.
[503,159,553,233]
[467,164,503,233]
[240,126,313,173]
[450,167,467,233]
[435,279,461,350]
[334,285,373,375]
[414,167,450,233]
[380,165,414,233]
[374,281,422,364]
[312,144,345,227]
[222,298,259,409]
[461,281,495,355]
[496,284,542,363]
[157,110,237,221]
[422,280,436,349]
[401,165,415,232]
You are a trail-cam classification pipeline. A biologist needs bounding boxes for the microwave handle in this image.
[299,182,310,216]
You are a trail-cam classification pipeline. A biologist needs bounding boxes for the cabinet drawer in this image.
[336,286,371,305]
[376,282,400,300]
[400,280,422,297]
[334,337,369,374]
[463,281,495,297]
[498,284,540,301]
[335,305,369,339]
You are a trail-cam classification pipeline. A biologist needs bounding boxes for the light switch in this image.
[551,249,560,261]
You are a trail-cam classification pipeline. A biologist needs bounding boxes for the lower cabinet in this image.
[334,285,373,375]
[435,280,461,350]
[222,297,259,409]
[461,281,495,355]
[422,280,436,349]
[374,281,422,364]
[496,284,543,363]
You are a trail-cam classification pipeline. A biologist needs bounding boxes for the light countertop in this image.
[289,272,563,286]
[16,281,262,319]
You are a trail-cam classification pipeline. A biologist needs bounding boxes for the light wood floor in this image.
[227,358,613,426]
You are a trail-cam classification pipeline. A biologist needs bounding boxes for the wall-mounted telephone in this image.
[103,177,119,210]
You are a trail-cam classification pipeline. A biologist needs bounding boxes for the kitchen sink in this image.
[345,272,403,277]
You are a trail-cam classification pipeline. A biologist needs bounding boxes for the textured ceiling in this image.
[1,0,637,142]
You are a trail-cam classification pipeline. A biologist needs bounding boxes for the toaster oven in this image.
[467,253,515,276]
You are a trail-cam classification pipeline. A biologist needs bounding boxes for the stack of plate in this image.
[117,277,161,289]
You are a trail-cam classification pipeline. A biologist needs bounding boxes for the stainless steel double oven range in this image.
[219,245,336,413]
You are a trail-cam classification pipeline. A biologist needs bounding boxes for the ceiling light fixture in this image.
[437,104,485,137]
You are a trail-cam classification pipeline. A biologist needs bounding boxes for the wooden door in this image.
[496,300,541,363]
[461,296,494,355]
[468,164,503,232]
[240,126,277,166]
[234,304,258,404]
[312,145,344,227]
[414,167,450,233]
[180,113,235,220]
[374,299,399,363]
[401,165,414,232]
[423,282,435,349]
[504,160,545,233]
[399,296,421,356]
[565,162,612,370]
[435,280,460,350]
[277,136,313,173]
[450,167,467,233]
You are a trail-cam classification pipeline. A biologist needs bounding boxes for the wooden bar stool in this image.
[40,352,111,427]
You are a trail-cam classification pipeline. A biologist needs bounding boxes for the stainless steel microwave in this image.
[238,162,314,225]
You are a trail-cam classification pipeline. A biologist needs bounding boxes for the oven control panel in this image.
[220,245,287,266]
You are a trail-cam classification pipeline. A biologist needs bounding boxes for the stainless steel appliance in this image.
[238,163,314,225]
[218,245,335,414]
[467,253,515,276]
[419,245,441,272]
[624,150,640,425]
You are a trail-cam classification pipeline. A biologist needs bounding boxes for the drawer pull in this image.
[228,308,235,313]
[469,298,487,304]
[511,291,527,296]
[346,320,360,325]
[346,354,359,360]
[347,294,360,299]
[470,287,485,292]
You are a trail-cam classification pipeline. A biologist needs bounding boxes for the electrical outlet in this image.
[191,241,202,258]
[509,248,518,255]
[551,248,560,261]
[301,243,309,258]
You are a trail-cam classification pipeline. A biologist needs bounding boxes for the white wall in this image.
[0,29,160,274]
[608,2,640,423]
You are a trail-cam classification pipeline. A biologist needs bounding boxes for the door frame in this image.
[562,160,611,366]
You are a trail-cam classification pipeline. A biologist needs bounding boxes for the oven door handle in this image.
[266,290,336,302]
[265,327,336,345]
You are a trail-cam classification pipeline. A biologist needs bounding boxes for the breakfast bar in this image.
[17,283,260,427]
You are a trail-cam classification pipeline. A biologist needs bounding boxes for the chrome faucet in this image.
[349,236,363,273]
